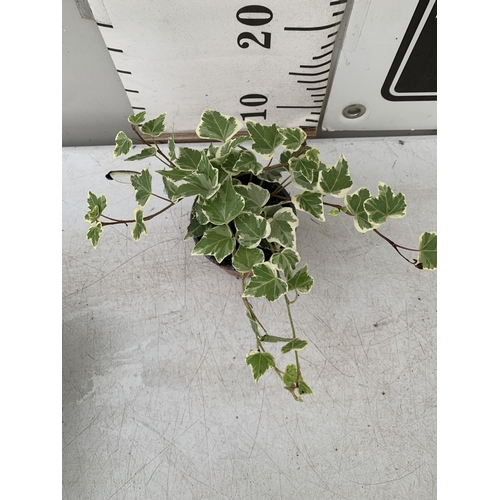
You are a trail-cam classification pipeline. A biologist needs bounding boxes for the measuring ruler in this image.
[87,0,349,138]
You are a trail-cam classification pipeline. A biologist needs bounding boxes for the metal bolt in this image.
[342,104,366,119]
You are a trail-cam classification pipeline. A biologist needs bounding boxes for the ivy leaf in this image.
[141,113,166,137]
[267,208,299,249]
[260,335,294,343]
[258,168,285,183]
[196,109,242,142]
[234,183,270,214]
[417,232,437,270]
[86,223,103,248]
[246,121,284,160]
[270,248,300,280]
[168,133,176,160]
[232,247,265,274]
[124,146,157,162]
[183,216,213,241]
[318,154,353,197]
[173,156,220,202]
[279,127,307,152]
[217,136,251,159]
[245,351,276,382]
[132,209,147,241]
[287,265,314,294]
[364,182,407,225]
[191,225,236,263]
[128,111,146,125]
[283,364,298,386]
[235,213,271,249]
[113,131,132,158]
[175,147,203,171]
[298,380,313,395]
[292,191,325,222]
[225,150,263,176]
[130,169,153,206]
[85,192,107,223]
[281,338,308,354]
[243,262,288,302]
[289,154,320,184]
[202,177,245,225]
[247,312,261,337]
[345,188,378,233]
[290,169,321,192]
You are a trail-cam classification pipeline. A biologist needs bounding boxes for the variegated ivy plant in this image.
[85,109,437,402]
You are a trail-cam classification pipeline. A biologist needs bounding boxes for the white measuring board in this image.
[87,0,348,135]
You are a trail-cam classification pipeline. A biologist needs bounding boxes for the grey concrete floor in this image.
[62,136,437,499]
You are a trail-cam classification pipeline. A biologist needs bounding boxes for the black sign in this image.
[382,0,437,101]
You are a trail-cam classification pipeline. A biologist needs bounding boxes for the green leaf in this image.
[298,380,313,395]
[86,223,103,248]
[232,246,265,274]
[175,147,203,171]
[267,207,299,249]
[243,262,288,302]
[279,127,307,152]
[196,109,243,142]
[257,168,285,183]
[260,335,294,343]
[283,364,298,386]
[290,169,321,192]
[270,248,300,280]
[168,134,176,160]
[246,121,284,160]
[128,111,146,125]
[161,175,179,201]
[202,177,245,225]
[234,182,270,215]
[247,311,261,337]
[288,153,320,184]
[132,209,147,241]
[124,146,157,162]
[191,225,236,263]
[364,182,407,225]
[417,232,437,270]
[318,154,353,197]
[225,150,263,176]
[113,131,132,158]
[287,265,314,294]
[281,338,308,354]
[141,113,166,137]
[245,351,276,382]
[173,158,220,202]
[183,216,213,241]
[345,188,377,233]
[85,192,107,223]
[235,213,271,248]
[292,191,325,222]
[328,207,341,216]
[130,169,153,206]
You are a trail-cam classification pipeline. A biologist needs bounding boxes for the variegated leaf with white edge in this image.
[242,262,288,302]
[196,109,243,142]
[191,225,236,263]
[292,191,325,222]
[234,213,271,249]
[267,207,299,249]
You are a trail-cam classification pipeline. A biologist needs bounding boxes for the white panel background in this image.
[322,0,436,133]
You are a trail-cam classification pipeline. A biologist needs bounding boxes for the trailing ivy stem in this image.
[131,124,176,168]
[241,277,284,381]
[285,294,301,382]
[100,201,175,227]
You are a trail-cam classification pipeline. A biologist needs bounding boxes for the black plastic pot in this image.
[191,173,295,275]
